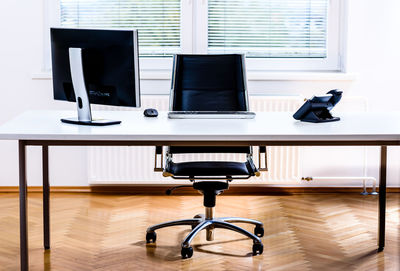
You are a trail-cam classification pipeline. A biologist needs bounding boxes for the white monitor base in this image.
[61,118,121,126]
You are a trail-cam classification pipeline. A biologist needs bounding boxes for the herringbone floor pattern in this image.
[0,193,398,270]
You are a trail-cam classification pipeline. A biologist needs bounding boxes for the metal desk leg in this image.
[378,145,387,252]
[43,145,50,250]
[19,140,28,271]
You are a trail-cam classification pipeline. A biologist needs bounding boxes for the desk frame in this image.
[18,139,392,271]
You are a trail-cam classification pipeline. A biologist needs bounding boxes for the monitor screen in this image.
[51,28,140,108]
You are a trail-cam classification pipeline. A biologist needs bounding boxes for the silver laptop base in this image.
[168,111,256,119]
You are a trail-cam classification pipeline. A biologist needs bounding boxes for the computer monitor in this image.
[50,28,140,125]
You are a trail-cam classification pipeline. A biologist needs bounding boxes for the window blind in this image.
[60,0,181,56]
[208,0,328,58]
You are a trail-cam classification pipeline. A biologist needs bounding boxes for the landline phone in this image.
[293,89,343,123]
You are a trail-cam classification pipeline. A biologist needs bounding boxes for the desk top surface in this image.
[0,110,399,142]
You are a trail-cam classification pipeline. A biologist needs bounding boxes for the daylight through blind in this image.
[60,0,181,56]
[208,0,328,58]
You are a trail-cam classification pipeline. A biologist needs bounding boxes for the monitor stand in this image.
[61,48,121,126]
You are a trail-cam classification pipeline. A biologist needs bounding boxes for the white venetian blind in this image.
[60,0,181,56]
[208,0,328,58]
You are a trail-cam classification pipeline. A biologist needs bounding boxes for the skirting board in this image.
[0,186,399,195]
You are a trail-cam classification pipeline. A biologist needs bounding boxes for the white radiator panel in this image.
[89,96,301,184]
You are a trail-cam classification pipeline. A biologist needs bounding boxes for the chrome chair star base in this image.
[146,182,264,259]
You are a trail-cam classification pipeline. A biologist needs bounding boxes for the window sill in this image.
[247,71,356,81]
[31,71,173,80]
[32,71,357,81]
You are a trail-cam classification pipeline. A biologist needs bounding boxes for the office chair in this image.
[146,54,267,259]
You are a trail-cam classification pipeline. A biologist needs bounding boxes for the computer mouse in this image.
[144,108,158,117]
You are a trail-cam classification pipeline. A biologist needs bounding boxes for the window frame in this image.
[44,0,193,72]
[43,0,345,74]
[196,0,344,72]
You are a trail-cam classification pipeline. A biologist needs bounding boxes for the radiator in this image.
[89,95,302,185]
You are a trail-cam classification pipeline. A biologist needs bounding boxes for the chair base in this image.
[146,207,264,259]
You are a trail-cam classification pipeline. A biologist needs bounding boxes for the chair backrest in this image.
[170,54,249,111]
[169,54,250,155]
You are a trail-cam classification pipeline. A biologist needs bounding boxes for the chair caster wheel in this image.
[146,231,157,243]
[254,225,264,237]
[252,243,263,256]
[181,246,193,259]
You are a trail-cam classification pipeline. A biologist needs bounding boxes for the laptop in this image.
[168,111,256,119]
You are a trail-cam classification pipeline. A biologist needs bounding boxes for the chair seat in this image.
[165,161,257,177]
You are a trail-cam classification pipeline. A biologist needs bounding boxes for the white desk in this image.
[1,110,400,142]
[0,110,397,270]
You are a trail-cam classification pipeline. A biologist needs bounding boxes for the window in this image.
[208,0,328,58]
[47,0,343,72]
[59,0,182,56]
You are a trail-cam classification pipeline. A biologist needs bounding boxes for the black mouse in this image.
[144,108,158,117]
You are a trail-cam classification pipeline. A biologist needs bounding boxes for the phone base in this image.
[301,116,340,123]
[300,110,340,123]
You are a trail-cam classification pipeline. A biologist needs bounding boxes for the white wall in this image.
[0,0,399,187]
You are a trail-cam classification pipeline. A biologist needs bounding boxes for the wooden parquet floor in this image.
[0,193,399,271]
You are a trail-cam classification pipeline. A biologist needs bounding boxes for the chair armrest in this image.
[258,146,268,171]
[154,146,164,172]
